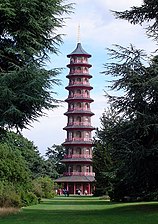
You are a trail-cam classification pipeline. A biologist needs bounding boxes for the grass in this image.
[0,196,158,224]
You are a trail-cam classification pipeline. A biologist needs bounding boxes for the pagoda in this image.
[55,42,95,195]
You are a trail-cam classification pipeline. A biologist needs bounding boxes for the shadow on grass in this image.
[1,200,158,224]
[26,203,158,212]
[40,198,111,206]
[38,200,158,213]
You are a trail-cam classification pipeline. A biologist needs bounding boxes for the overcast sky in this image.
[23,0,157,155]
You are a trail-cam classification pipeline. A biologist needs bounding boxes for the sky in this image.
[23,0,157,155]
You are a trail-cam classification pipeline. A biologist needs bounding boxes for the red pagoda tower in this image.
[55,42,95,195]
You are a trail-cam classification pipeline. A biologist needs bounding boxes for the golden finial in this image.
[77,24,80,43]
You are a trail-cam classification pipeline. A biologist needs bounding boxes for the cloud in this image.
[23,105,67,155]
[23,92,107,155]
[101,0,142,10]
[91,93,107,127]
[23,0,157,155]
[61,0,156,54]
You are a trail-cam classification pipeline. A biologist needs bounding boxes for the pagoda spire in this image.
[77,24,81,43]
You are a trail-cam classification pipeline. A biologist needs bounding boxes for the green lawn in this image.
[1,196,158,224]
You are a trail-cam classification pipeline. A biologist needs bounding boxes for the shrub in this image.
[21,191,38,206]
[0,181,22,207]
[144,191,158,201]
[32,177,55,199]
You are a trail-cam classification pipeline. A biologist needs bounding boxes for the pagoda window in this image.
[68,132,73,140]
[68,165,73,172]
[70,68,75,74]
[76,89,81,95]
[83,57,87,63]
[85,117,89,123]
[68,116,73,124]
[85,132,90,140]
[68,148,73,155]
[76,165,81,172]
[76,116,81,123]
[86,165,90,173]
[69,103,74,109]
[77,57,83,63]
[76,147,81,155]
[70,57,74,64]
[69,90,74,97]
[76,131,81,138]
[85,90,89,97]
[76,77,81,82]
[83,67,88,73]
[73,56,77,63]
[76,67,81,73]
[85,103,89,110]
[84,78,88,83]
[70,79,74,85]
[76,102,81,109]
[86,148,90,155]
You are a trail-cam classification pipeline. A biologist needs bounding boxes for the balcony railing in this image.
[63,172,95,176]
[67,122,91,126]
[69,82,90,86]
[70,70,89,74]
[68,107,91,112]
[65,138,92,142]
[64,154,92,159]
[68,94,90,98]
[70,59,88,64]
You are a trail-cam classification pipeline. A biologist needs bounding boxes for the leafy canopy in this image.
[94,45,158,200]
[113,0,158,41]
[0,0,73,130]
[45,144,66,176]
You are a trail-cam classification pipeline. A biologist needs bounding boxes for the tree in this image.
[45,144,66,176]
[1,131,46,178]
[0,142,31,185]
[1,130,63,179]
[0,0,73,130]
[93,138,113,196]
[113,0,158,41]
[0,139,34,207]
[95,45,158,201]
[32,176,55,199]
[0,130,59,207]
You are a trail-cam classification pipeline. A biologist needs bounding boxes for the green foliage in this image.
[0,132,38,207]
[32,177,55,199]
[45,144,66,176]
[145,191,158,201]
[96,45,158,201]
[0,0,73,62]
[1,130,62,179]
[0,0,73,130]
[93,140,113,196]
[0,141,31,186]
[0,131,46,179]
[113,0,158,41]
[32,180,43,199]
[0,130,59,207]
[0,181,22,207]
[0,0,73,206]
[0,65,61,130]
[21,191,38,206]
[0,181,38,207]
